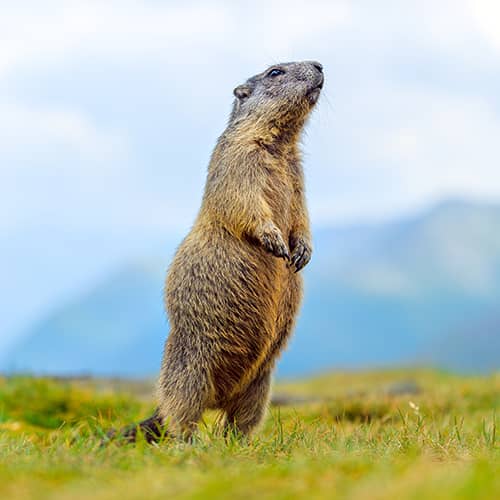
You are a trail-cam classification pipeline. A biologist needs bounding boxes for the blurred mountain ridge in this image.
[2,198,499,376]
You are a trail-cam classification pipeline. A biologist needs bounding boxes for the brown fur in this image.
[114,61,323,442]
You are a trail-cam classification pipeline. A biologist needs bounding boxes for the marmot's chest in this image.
[263,168,294,232]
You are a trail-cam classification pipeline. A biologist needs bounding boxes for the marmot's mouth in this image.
[313,73,324,90]
[306,75,324,104]
[307,83,323,105]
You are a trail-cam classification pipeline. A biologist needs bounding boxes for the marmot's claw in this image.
[290,240,312,272]
[261,231,290,261]
[274,242,291,261]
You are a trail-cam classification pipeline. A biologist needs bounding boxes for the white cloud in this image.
[373,89,500,203]
[1,0,499,229]
[0,99,130,235]
[466,0,500,53]
[0,1,232,76]
[0,0,352,78]
[0,101,125,165]
[308,80,500,225]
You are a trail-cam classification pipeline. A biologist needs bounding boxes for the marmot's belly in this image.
[165,230,289,397]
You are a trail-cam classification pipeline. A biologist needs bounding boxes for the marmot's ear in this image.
[233,85,251,100]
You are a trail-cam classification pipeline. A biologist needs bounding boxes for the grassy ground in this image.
[0,369,498,499]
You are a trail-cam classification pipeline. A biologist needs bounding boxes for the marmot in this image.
[117,60,323,442]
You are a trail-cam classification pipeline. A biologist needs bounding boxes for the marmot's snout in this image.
[308,60,324,77]
[311,61,323,72]
[305,61,324,104]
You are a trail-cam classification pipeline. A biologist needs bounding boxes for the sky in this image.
[1,0,500,350]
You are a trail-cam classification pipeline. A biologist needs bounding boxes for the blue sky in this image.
[1,0,500,350]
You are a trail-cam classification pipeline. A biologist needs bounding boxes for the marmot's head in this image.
[230,61,324,134]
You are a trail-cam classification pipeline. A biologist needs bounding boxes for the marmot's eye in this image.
[267,68,285,78]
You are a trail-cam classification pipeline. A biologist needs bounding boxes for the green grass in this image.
[0,369,498,499]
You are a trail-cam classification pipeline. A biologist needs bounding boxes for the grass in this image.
[0,369,498,499]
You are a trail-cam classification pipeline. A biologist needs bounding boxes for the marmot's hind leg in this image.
[157,357,212,440]
[223,369,271,437]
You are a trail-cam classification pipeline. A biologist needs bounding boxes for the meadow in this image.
[0,369,498,499]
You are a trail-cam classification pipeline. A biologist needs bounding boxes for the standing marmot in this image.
[117,60,323,442]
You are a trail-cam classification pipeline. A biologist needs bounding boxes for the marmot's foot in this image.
[103,412,166,445]
[289,238,312,272]
[259,223,290,261]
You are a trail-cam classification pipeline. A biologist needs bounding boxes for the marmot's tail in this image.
[104,409,168,445]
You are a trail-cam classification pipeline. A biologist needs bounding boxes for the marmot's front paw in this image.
[289,237,312,272]
[259,224,290,261]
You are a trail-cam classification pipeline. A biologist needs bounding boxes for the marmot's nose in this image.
[310,61,323,73]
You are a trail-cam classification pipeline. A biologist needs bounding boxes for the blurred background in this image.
[1,0,499,378]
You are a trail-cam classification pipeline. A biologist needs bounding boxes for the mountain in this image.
[2,199,500,377]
